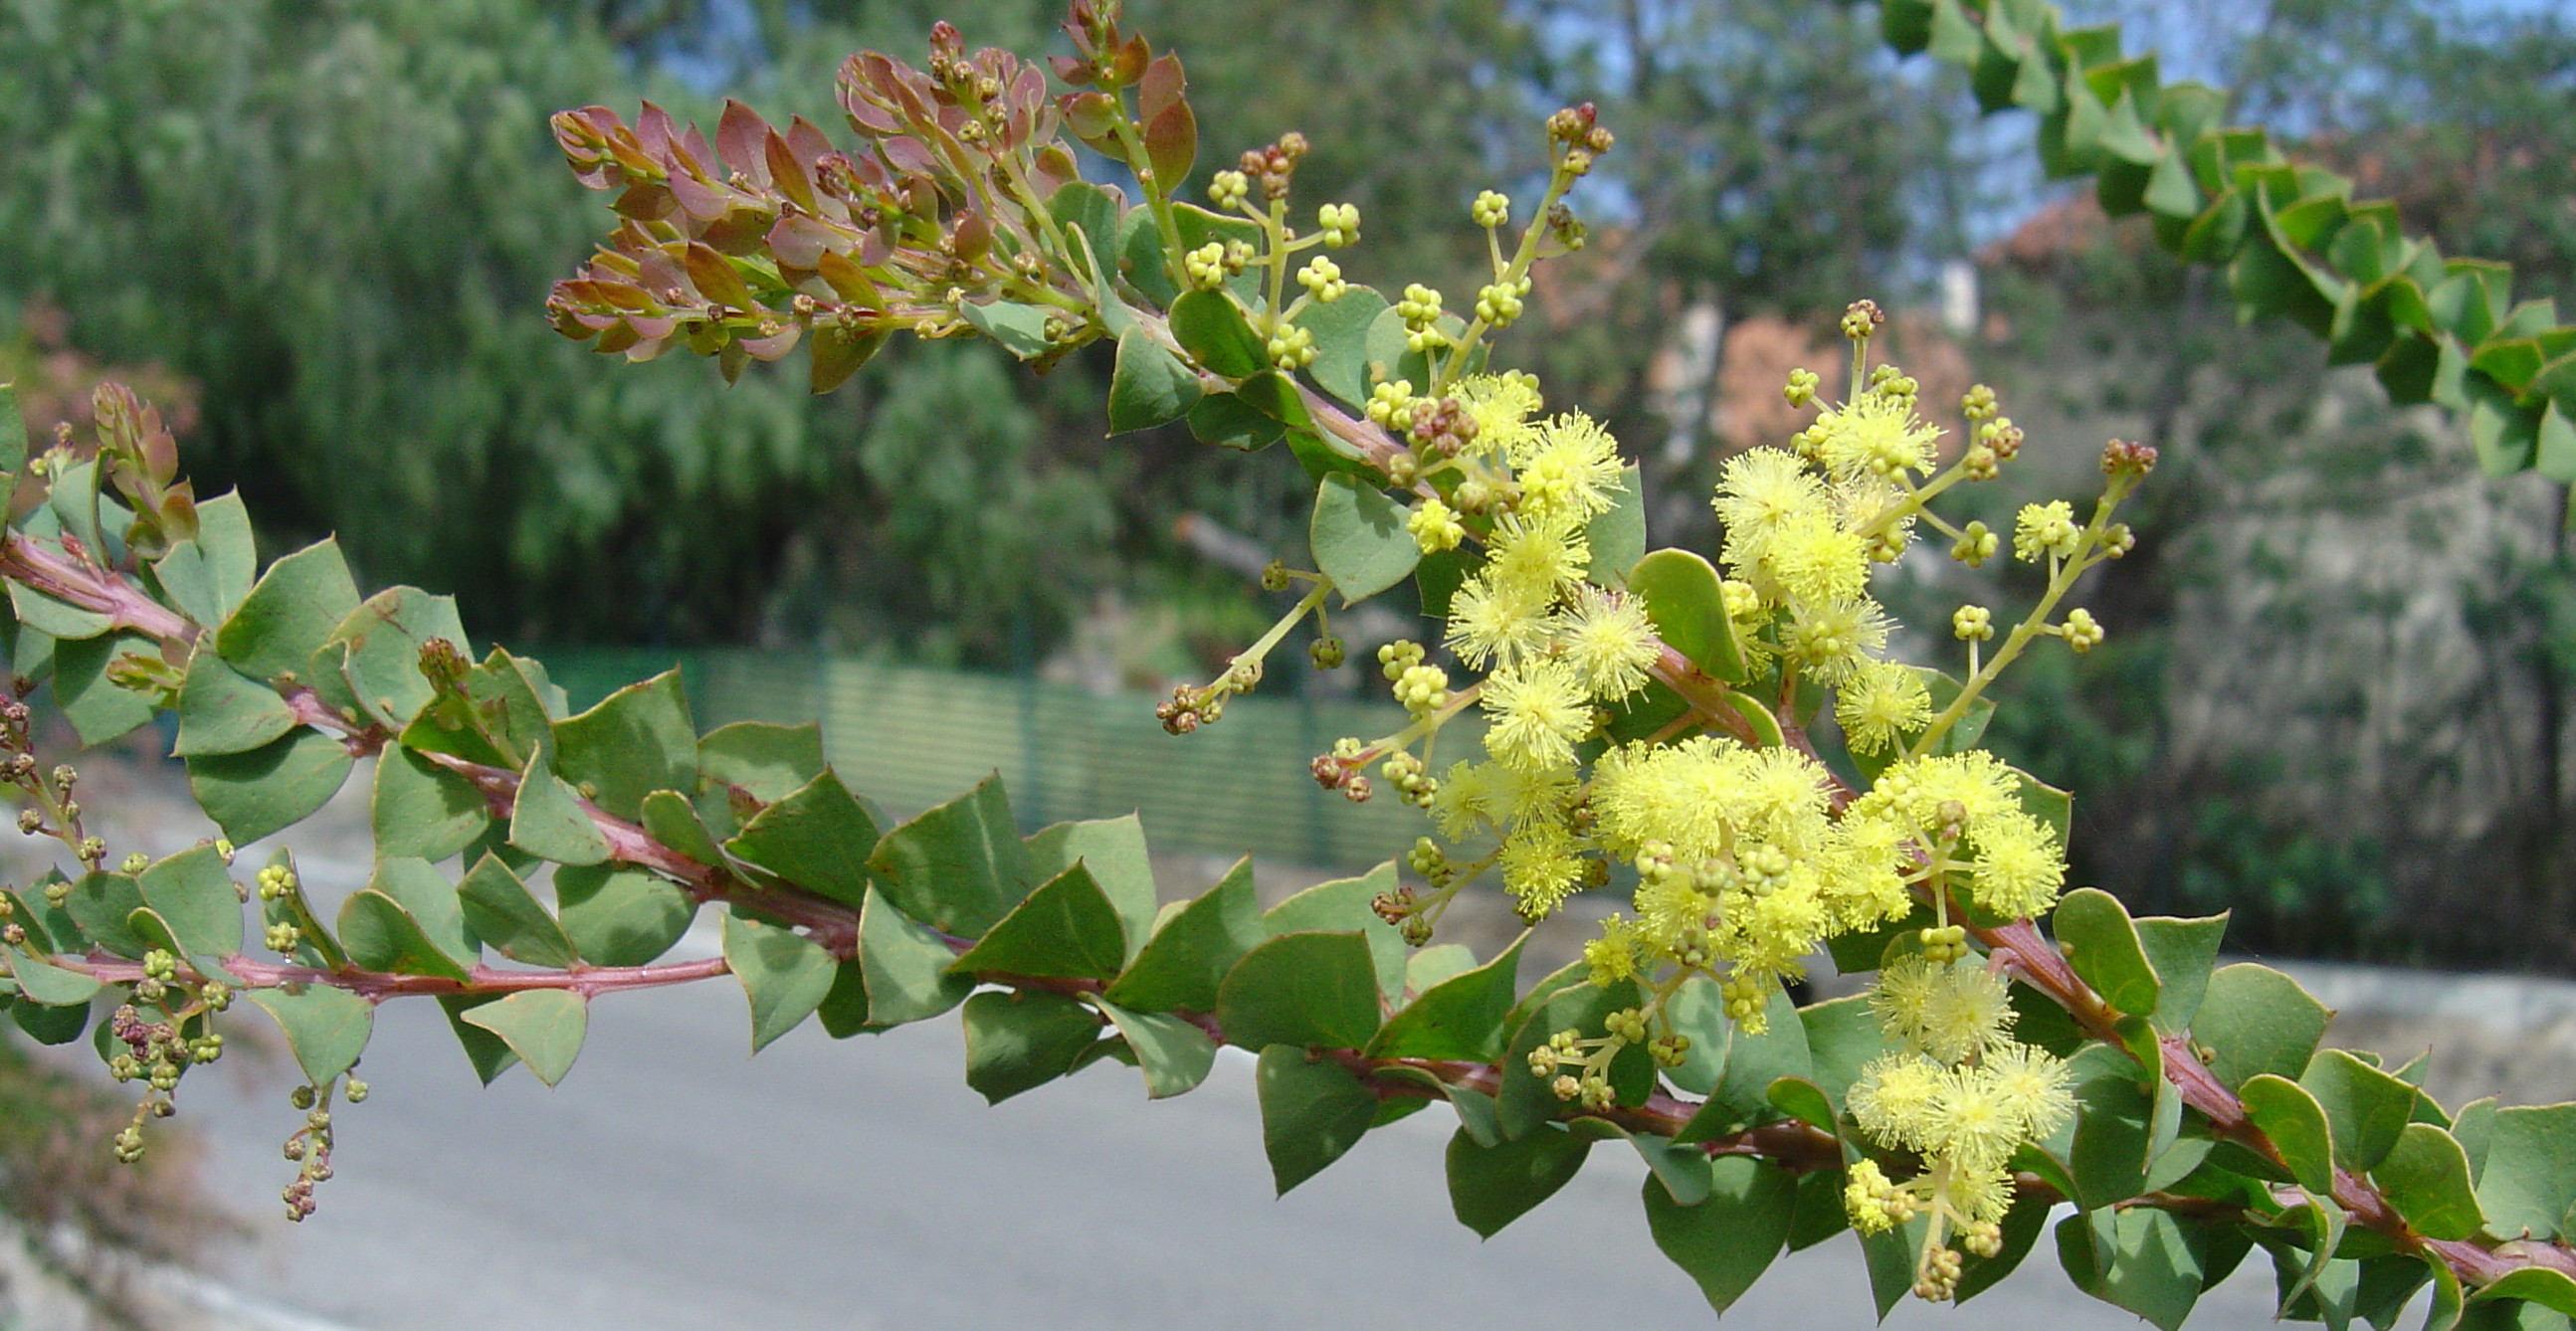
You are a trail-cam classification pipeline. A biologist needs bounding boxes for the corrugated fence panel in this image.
[527,648,1455,871]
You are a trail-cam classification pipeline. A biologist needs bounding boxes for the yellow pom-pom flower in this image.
[1873,956,2015,1064]
[1484,509,1590,602]
[1712,449,1831,570]
[1780,595,1891,684]
[1982,1041,2076,1140]
[1481,657,1592,771]
[1454,372,1542,459]
[1964,809,2066,920]
[1499,820,1585,915]
[1556,585,1661,700]
[1509,411,1627,522]
[1443,574,1556,670]
[2012,500,2081,563]
[1813,389,1943,480]
[1837,659,1932,754]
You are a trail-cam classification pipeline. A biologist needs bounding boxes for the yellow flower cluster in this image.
[1350,355,2081,1108]
[1843,751,2067,921]
[1845,955,2074,1300]
[1381,378,1665,916]
[1582,738,1911,1017]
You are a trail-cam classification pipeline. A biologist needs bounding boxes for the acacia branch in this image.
[1977,917,2576,1288]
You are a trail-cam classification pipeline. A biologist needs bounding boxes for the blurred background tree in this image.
[1946,0,2576,968]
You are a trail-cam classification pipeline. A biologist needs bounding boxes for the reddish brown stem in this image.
[1976,918,2576,1287]
[0,533,197,644]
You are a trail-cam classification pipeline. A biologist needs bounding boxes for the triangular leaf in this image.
[721,912,837,1051]
[458,990,587,1087]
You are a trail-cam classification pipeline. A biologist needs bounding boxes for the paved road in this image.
[173,964,2307,1330]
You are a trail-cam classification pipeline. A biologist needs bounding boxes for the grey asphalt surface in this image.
[174,952,2303,1331]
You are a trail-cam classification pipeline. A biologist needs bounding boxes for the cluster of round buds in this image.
[1961,384,2000,423]
[2099,522,2136,558]
[1530,1031,1619,1108]
[107,1003,188,1074]
[1316,202,1359,248]
[281,1099,337,1223]
[265,921,303,953]
[1866,364,1920,402]
[1471,190,1509,230]
[119,851,150,873]
[1840,298,1886,343]
[1917,923,1970,963]
[1950,521,1999,567]
[1951,605,1994,643]
[1391,663,1452,715]
[135,947,176,1003]
[1976,416,2024,460]
[1544,200,1586,252]
[1308,636,1346,669]
[1370,882,1418,926]
[1236,132,1308,202]
[1365,379,1417,430]
[1475,277,1530,328]
[2100,438,2159,479]
[1297,256,1347,302]
[256,863,299,901]
[1543,1072,1597,1107]
[1208,169,1251,210]
[1394,285,1450,351]
[1258,314,1321,370]
[1406,836,1455,885]
[1405,395,1480,456]
[1157,685,1226,735]
[15,810,39,836]
[1912,1244,1965,1301]
[1266,322,1315,370]
[1379,751,1437,809]
[1542,101,1613,173]
[1183,241,1232,291]
[1648,1034,1692,1068]
[1718,973,1768,1024]
[1392,666,1451,718]
[2060,608,2105,655]
[77,836,104,867]
[1844,1159,1919,1235]
[1310,736,1371,802]
[1783,367,1821,408]
[1959,1220,2004,1258]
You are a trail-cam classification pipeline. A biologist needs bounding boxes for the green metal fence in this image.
[536,648,1454,871]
